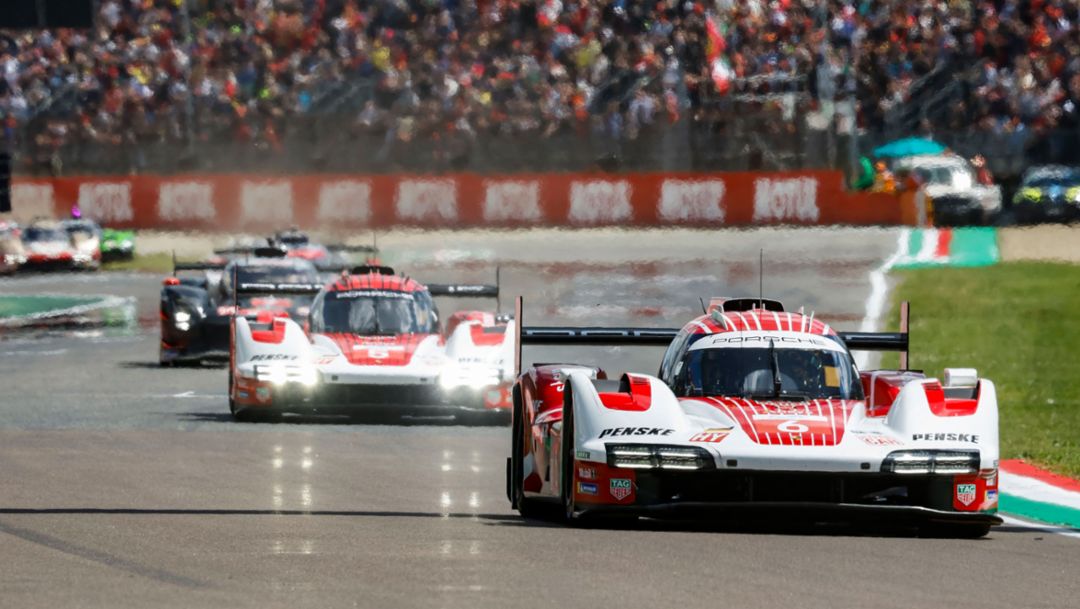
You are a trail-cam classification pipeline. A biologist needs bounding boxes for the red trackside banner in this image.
[10,171,904,230]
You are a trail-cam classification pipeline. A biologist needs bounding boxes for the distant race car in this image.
[21,219,100,271]
[1010,165,1080,224]
[228,265,515,421]
[0,221,27,274]
[214,228,377,267]
[160,248,321,365]
[101,227,136,261]
[507,297,1001,537]
[892,154,1001,225]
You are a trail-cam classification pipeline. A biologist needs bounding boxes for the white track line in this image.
[855,228,910,369]
[999,514,1080,540]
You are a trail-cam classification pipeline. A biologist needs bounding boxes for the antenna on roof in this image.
[698,297,707,315]
[758,248,764,309]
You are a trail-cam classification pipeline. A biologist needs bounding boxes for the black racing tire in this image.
[511,385,542,518]
[560,380,578,524]
[228,368,237,415]
[919,522,992,539]
[232,408,278,423]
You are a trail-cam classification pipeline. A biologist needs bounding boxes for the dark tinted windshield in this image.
[24,227,67,242]
[675,347,863,400]
[1024,172,1080,187]
[311,290,429,336]
[234,266,316,285]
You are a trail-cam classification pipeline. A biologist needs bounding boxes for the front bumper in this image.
[234,381,505,415]
[931,196,989,226]
[571,465,999,524]
[160,316,231,364]
[1011,200,1080,223]
[577,500,1002,526]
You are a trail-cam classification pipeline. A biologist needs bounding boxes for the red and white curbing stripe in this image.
[999,460,1080,536]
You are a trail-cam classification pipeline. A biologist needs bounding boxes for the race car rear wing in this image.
[235,282,323,296]
[512,297,912,375]
[427,267,503,310]
[171,251,226,274]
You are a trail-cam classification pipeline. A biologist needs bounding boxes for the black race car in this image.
[160,250,321,366]
[1010,165,1080,224]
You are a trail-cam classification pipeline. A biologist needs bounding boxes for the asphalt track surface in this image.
[1,228,1077,609]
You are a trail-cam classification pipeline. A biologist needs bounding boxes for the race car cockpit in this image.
[675,342,864,401]
[310,290,439,336]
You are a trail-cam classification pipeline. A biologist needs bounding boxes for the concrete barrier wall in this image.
[10,172,906,229]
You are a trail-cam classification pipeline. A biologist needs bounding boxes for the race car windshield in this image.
[676,347,863,400]
[312,292,420,336]
[234,267,316,285]
[24,227,67,242]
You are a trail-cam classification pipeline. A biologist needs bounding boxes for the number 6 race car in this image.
[507,297,1001,537]
[228,266,516,421]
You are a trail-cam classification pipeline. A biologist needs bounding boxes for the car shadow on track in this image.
[0,507,523,521]
[493,508,1015,538]
[175,410,510,427]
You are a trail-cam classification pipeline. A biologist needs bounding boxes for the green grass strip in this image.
[1001,492,1080,529]
[884,262,1080,478]
[0,295,102,319]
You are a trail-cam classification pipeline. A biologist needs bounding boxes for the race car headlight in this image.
[173,310,192,331]
[880,450,979,475]
[254,364,318,386]
[605,444,714,471]
[1067,187,1080,203]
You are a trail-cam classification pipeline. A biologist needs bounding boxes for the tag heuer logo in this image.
[956,483,977,506]
[610,478,632,501]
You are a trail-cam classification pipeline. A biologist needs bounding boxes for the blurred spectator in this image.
[2,0,1079,175]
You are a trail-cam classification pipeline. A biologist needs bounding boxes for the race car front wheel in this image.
[511,385,542,518]
[560,381,578,523]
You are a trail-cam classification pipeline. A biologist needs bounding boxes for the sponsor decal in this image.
[912,433,979,443]
[237,391,249,399]
[12,183,55,218]
[598,427,675,439]
[610,478,632,501]
[706,335,829,346]
[577,482,598,495]
[577,466,597,480]
[689,427,733,443]
[752,176,819,222]
[568,180,632,222]
[250,354,298,361]
[956,483,977,506]
[317,180,372,223]
[334,290,413,300]
[986,489,998,501]
[575,450,591,460]
[78,182,133,222]
[396,179,458,221]
[158,182,215,221]
[658,179,726,221]
[483,180,542,221]
[854,431,904,447]
[240,180,294,223]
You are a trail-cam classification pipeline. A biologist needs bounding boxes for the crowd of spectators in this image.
[2,1,1079,174]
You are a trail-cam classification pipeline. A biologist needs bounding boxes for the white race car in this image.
[228,265,515,421]
[508,297,1001,537]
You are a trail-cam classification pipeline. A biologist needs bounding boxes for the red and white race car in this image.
[228,265,515,421]
[20,220,100,271]
[508,297,1001,537]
